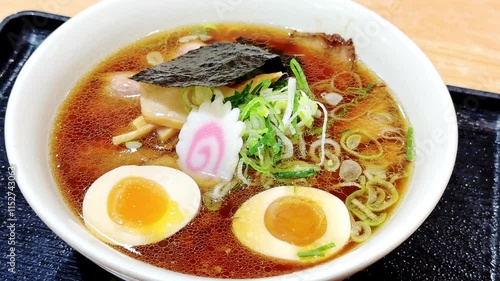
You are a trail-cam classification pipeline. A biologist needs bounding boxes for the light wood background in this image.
[1,0,499,94]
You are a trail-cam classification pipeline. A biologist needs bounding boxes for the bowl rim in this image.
[5,0,458,280]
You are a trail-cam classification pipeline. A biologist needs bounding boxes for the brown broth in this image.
[50,23,412,278]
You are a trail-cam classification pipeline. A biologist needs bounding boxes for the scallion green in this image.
[297,242,336,258]
[406,127,414,161]
[290,58,313,99]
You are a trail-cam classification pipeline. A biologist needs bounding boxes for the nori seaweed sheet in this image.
[131,42,285,88]
[236,37,295,73]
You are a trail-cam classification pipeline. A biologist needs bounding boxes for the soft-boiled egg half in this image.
[232,186,351,262]
[82,165,201,246]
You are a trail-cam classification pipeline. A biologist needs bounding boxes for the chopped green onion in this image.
[202,192,223,211]
[200,23,217,33]
[202,23,217,31]
[190,24,217,37]
[146,51,164,66]
[364,83,376,93]
[181,87,195,112]
[346,83,375,97]
[224,82,253,107]
[350,221,372,243]
[365,178,398,211]
[324,153,340,172]
[290,58,313,99]
[359,175,367,186]
[331,104,352,119]
[291,88,300,135]
[340,129,383,159]
[240,153,271,173]
[181,86,214,112]
[125,141,142,150]
[273,168,317,179]
[297,242,336,258]
[331,83,375,119]
[346,190,387,226]
[272,161,320,179]
[225,79,272,109]
[178,34,199,43]
[223,66,322,183]
[194,86,213,104]
[281,77,296,127]
[406,127,414,161]
[346,134,361,150]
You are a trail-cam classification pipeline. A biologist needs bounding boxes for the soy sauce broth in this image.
[50,23,412,278]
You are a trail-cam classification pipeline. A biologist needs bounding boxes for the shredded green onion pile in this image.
[227,58,322,177]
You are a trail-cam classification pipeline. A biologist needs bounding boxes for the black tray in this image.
[0,11,498,281]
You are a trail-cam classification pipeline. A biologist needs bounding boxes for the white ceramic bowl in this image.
[5,0,458,280]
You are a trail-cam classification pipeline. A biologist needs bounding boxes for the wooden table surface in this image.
[1,0,499,94]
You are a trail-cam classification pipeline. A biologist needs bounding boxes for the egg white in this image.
[232,186,351,262]
[82,165,201,246]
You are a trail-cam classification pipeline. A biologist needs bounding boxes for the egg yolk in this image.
[264,195,327,246]
[107,176,169,228]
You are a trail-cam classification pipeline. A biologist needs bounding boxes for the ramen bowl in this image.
[5,0,457,280]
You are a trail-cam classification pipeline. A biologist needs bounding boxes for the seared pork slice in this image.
[290,31,356,69]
